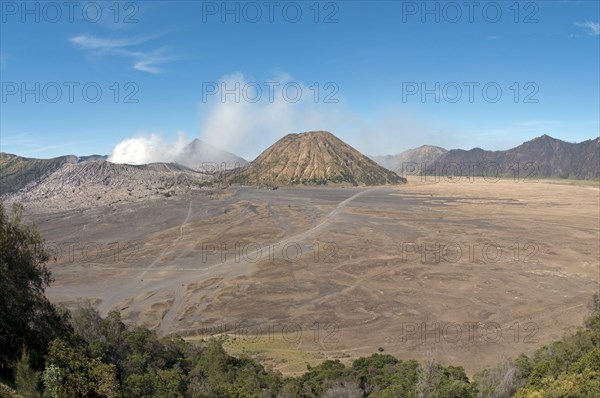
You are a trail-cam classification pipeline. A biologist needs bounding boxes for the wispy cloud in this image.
[69,35,149,50]
[24,143,74,155]
[2,141,74,156]
[575,21,600,36]
[129,49,172,73]
[69,34,174,73]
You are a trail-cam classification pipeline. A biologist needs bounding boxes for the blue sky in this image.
[0,0,598,161]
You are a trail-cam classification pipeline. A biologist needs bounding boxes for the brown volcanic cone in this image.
[227,131,405,186]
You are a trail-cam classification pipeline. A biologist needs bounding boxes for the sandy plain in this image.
[26,176,599,375]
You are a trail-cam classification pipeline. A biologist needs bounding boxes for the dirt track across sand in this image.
[30,178,599,375]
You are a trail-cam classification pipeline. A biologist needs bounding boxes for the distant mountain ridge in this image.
[175,139,248,170]
[371,135,599,180]
[1,139,248,196]
[371,145,448,174]
[1,158,215,211]
[0,131,405,210]
[0,153,194,197]
[1,153,80,196]
[430,135,599,180]
[2,134,597,205]
[79,154,109,162]
[227,131,405,186]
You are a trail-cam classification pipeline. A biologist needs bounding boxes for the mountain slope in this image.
[79,154,109,162]
[0,153,79,196]
[371,145,448,174]
[176,139,248,169]
[227,131,405,186]
[1,138,247,197]
[2,160,216,211]
[431,135,599,179]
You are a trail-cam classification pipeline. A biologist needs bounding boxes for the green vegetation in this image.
[2,201,600,397]
[509,297,600,397]
[0,203,70,373]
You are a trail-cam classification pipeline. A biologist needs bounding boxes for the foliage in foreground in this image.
[0,203,70,374]
[3,307,598,397]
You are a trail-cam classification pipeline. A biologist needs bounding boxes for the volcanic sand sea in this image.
[30,177,599,375]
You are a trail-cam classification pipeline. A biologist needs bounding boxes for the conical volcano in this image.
[228,131,405,186]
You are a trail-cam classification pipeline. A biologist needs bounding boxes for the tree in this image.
[44,338,120,398]
[41,364,63,398]
[298,360,349,397]
[416,355,441,398]
[474,358,526,398]
[415,356,477,398]
[0,202,69,375]
[14,350,41,398]
[123,369,185,398]
[323,380,362,398]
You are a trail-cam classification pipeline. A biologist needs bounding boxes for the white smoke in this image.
[108,131,188,165]
[199,72,350,160]
[108,71,462,164]
[197,72,461,159]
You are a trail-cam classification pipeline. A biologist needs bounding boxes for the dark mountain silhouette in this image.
[428,135,599,180]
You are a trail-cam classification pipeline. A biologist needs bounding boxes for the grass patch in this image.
[185,333,329,376]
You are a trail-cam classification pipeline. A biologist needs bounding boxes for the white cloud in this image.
[69,34,173,73]
[129,49,172,73]
[575,21,600,36]
[69,35,148,50]
[108,132,188,164]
